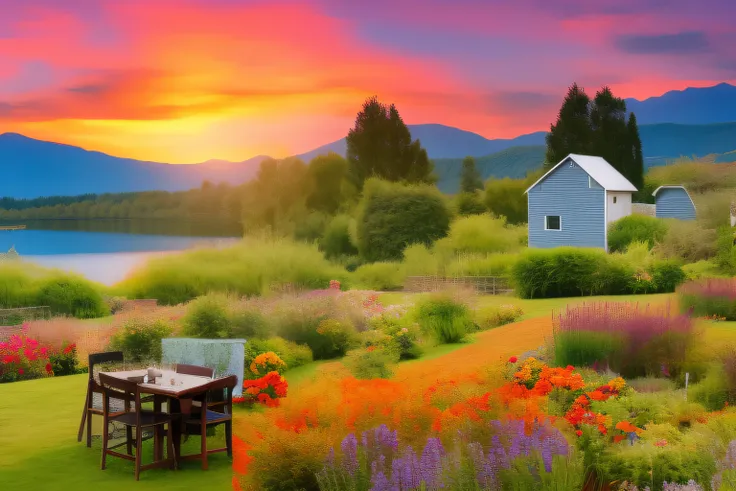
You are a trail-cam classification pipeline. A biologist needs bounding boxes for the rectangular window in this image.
[545,216,561,230]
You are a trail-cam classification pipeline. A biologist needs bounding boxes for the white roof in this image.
[525,153,638,194]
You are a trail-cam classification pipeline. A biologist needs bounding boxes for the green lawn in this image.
[379,292,675,320]
[0,374,232,490]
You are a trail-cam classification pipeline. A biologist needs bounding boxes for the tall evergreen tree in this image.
[346,96,434,188]
[459,156,484,193]
[627,112,644,192]
[545,83,592,168]
[590,86,630,179]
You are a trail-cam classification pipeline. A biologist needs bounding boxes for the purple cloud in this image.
[615,31,711,55]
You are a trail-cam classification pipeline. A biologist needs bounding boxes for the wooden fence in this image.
[0,306,51,326]
[403,276,513,295]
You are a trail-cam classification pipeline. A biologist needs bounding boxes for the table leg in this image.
[153,395,164,461]
[170,399,183,468]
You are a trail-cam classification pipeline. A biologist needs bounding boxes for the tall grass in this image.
[433,213,526,256]
[414,292,473,344]
[116,235,349,305]
[0,262,109,318]
[553,301,696,378]
[679,279,736,320]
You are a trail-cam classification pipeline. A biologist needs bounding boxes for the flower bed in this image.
[552,302,696,378]
[679,278,736,321]
[0,324,79,382]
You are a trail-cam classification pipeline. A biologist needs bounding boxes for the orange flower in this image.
[587,390,607,401]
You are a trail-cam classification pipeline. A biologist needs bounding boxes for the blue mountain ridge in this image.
[1,83,735,199]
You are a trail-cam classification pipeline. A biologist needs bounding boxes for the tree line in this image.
[0,84,644,239]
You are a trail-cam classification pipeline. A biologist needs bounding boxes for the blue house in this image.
[652,186,696,220]
[525,154,637,251]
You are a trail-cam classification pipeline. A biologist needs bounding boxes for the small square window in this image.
[545,216,561,230]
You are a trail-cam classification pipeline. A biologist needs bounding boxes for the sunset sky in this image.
[1,0,735,163]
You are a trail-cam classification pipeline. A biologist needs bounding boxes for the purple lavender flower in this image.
[326,447,335,469]
[396,446,421,489]
[467,441,496,488]
[341,433,359,476]
[420,437,445,489]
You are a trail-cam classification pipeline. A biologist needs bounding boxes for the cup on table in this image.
[148,368,163,384]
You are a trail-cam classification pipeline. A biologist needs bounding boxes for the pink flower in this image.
[40,347,49,357]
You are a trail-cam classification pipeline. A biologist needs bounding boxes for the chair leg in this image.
[101,415,109,470]
[201,421,208,471]
[86,409,93,448]
[135,426,143,481]
[126,426,133,455]
[167,423,176,470]
[77,402,88,442]
[226,420,233,458]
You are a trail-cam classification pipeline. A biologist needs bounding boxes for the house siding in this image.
[528,159,606,249]
[655,188,696,220]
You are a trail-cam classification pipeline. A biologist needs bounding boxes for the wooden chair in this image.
[180,375,237,470]
[78,352,154,447]
[99,373,176,480]
[175,363,225,411]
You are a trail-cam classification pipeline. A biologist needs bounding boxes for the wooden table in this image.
[99,369,213,463]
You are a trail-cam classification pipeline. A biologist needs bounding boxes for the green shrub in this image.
[455,192,487,216]
[49,343,80,376]
[118,235,349,305]
[356,178,451,261]
[649,260,687,293]
[352,262,405,291]
[109,317,173,363]
[689,363,729,411]
[320,214,358,258]
[444,252,518,277]
[626,377,676,393]
[414,293,472,344]
[679,279,736,320]
[276,312,358,360]
[484,176,530,225]
[244,337,313,378]
[183,293,232,338]
[230,305,271,339]
[434,214,525,256]
[475,304,524,330]
[654,219,718,262]
[369,314,423,359]
[608,215,668,252]
[512,247,631,299]
[682,260,730,281]
[553,331,624,369]
[105,296,126,314]
[402,244,441,276]
[343,346,400,379]
[35,275,109,318]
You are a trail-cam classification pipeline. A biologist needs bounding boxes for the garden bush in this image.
[402,244,441,276]
[513,247,631,298]
[49,342,80,376]
[474,303,524,330]
[108,317,173,363]
[654,220,718,263]
[368,313,423,359]
[244,337,313,377]
[679,279,736,320]
[455,191,487,216]
[117,235,349,304]
[182,293,232,338]
[414,292,473,344]
[484,175,531,225]
[552,302,696,379]
[434,214,525,256]
[320,214,358,258]
[352,262,405,291]
[608,214,668,252]
[274,307,358,360]
[356,178,451,261]
[343,346,400,379]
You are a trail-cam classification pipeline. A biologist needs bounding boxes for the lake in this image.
[0,219,241,285]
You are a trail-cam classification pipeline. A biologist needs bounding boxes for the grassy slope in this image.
[0,374,232,490]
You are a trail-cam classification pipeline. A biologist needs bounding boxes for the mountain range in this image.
[1,83,735,199]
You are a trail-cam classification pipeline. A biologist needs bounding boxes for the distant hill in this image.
[433,122,736,193]
[296,124,546,161]
[625,83,736,125]
[0,133,266,199]
[433,146,545,193]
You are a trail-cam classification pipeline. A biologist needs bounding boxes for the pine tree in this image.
[545,83,592,168]
[627,112,644,192]
[346,96,434,187]
[459,156,484,193]
[590,86,630,180]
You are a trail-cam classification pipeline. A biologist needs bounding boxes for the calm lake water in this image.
[0,219,241,285]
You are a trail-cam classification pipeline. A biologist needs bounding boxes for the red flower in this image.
[45,363,53,373]
[508,356,518,363]
[18,368,24,375]
[575,430,582,437]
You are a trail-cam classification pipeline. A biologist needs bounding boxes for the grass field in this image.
[0,374,233,491]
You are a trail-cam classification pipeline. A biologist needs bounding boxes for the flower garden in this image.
[4,277,736,490]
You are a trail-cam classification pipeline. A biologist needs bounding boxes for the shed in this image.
[652,186,696,220]
[525,154,637,251]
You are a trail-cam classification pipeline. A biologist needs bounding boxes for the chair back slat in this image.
[98,372,137,397]
[176,363,215,378]
[88,351,124,380]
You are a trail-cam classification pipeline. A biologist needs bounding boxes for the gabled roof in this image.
[525,153,638,194]
[652,185,696,209]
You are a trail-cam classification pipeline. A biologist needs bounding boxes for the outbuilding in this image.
[652,186,696,220]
